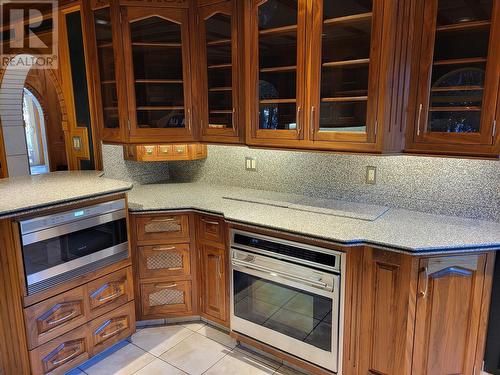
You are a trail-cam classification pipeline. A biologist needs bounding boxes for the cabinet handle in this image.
[416,103,423,136]
[187,108,192,132]
[232,108,236,130]
[51,348,79,366]
[296,106,301,133]
[151,218,175,222]
[201,218,219,225]
[310,106,316,138]
[100,324,125,339]
[418,267,429,298]
[98,290,122,303]
[493,120,497,137]
[155,283,178,289]
[430,266,472,279]
[47,310,77,326]
[152,246,176,251]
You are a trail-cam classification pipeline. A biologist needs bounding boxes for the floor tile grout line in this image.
[200,346,233,375]
[127,340,189,375]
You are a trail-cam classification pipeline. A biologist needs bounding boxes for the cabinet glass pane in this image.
[94,8,119,129]
[319,1,372,132]
[130,16,185,129]
[258,0,298,130]
[427,0,492,133]
[205,13,233,130]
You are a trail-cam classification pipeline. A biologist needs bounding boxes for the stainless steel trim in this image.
[231,229,341,272]
[26,242,129,286]
[22,210,126,246]
[20,199,126,235]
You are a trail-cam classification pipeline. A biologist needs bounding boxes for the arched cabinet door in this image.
[198,1,242,143]
[121,6,195,142]
[407,0,500,156]
[246,0,308,144]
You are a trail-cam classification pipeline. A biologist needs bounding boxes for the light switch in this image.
[366,166,377,184]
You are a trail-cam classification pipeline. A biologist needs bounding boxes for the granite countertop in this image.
[128,183,500,254]
[0,171,132,218]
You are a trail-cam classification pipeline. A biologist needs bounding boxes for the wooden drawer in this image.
[89,301,135,356]
[172,144,188,157]
[24,286,87,350]
[29,325,90,375]
[197,215,225,245]
[140,280,192,318]
[136,214,190,243]
[139,145,158,161]
[138,243,191,279]
[86,267,134,320]
[157,144,172,157]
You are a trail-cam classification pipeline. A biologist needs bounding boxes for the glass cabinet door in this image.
[122,7,193,140]
[310,0,378,143]
[415,0,499,145]
[93,6,122,141]
[250,0,307,140]
[199,1,240,141]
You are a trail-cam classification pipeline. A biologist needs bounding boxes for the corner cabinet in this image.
[245,0,406,152]
[197,0,243,143]
[406,0,500,157]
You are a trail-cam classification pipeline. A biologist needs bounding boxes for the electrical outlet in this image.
[245,157,257,171]
[366,166,377,184]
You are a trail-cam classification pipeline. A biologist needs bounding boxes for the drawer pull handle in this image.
[51,348,79,365]
[155,283,177,289]
[151,218,175,222]
[201,218,219,225]
[100,324,125,339]
[47,310,77,326]
[167,267,182,271]
[98,291,122,303]
[152,246,176,251]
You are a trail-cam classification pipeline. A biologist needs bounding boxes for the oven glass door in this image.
[22,217,128,284]
[233,269,333,351]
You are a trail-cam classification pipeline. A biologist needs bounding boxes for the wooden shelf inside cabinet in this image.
[101,80,116,84]
[433,57,487,66]
[436,20,491,32]
[136,106,184,111]
[208,87,232,92]
[131,42,182,48]
[260,99,296,104]
[321,96,368,102]
[209,110,234,114]
[322,59,370,68]
[430,86,484,92]
[259,24,297,36]
[207,63,232,69]
[123,144,207,162]
[260,66,296,73]
[207,39,231,46]
[97,42,113,48]
[429,106,481,112]
[323,12,372,26]
[135,79,183,84]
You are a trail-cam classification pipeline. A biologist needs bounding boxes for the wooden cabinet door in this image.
[412,254,488,375]
[121,6,195,142]
[200,244,227,322]
[308,0,381,145]
[198,1,242,142]
[408,0,500,155]
[246,0,307,143]
[89,4,128,143]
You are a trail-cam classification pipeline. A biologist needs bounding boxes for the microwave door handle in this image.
[232,259,329,289]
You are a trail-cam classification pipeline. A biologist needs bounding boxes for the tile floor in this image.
[68,321,306,375]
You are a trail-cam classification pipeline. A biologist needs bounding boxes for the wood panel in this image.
[196,214,225,245]
[140,280,193,318]
[138,243,192,279]
[199,243,227,322]
[123,144,207,161]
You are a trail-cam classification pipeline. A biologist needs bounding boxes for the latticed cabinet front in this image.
[140,281,193,317]
[138,244,191,279]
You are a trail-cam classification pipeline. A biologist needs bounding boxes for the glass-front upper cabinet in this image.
[91,4,126,142]
[121,7,194,142]
[309,0,380,144]
[198,1,241,142]
[411,0,500,152]
[248,0,307,141]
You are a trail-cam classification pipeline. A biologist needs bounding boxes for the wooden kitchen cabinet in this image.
[199,244,227,323]
[358,248,495,375]
[406,0,500,157]
[197,0,243,143]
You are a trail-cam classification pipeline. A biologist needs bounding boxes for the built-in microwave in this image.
[19,198,129,295]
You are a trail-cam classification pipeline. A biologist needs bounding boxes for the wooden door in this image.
[89,3,128,143]
[408,0,500,155]
[122,6,195,142]
[198,1,242,143]
[412,254,488,375]
[308,0,382,145]
[246,0,307,143]
[200,244,227,322]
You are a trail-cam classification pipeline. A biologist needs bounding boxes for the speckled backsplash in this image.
[102,144,500,222]
[101,144,170,184]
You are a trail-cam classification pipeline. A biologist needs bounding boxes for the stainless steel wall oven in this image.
[230,229,345,373]
[19,198,129,295]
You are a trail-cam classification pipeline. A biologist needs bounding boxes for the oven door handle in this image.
[232,259,331,290]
